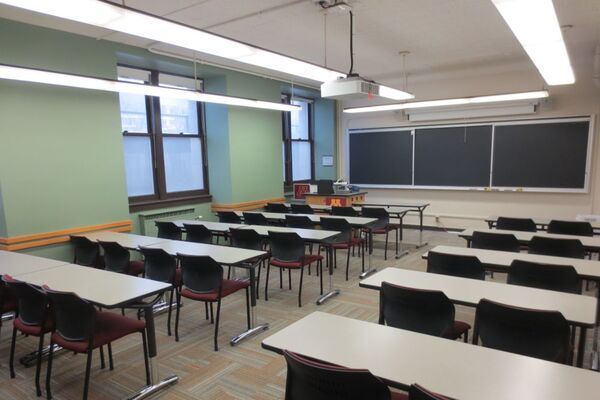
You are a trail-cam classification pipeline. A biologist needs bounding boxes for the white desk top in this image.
[172,220,247,232]
[460,228,600,250]
[486,216,600,229]
[146,240,266,265]
[359,268,597,326]
[237,211,377,227]
[73,231,166,250]
[425,245,600,281]
[0,250,69,277]
[262,312,600,400]
[17,264,170,308]
[241,225,340,242]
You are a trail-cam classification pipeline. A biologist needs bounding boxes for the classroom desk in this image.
[240,225,342,305]
[485,216,600,234]
[359,267,597,367]
[145,240,269,345]
[261,311,600,400]
[459,228,600,251]
[73,231,166,250]
[172,220,247,234]
[361,201,431,248]
[0,250,68,277]
[17,264,176,399]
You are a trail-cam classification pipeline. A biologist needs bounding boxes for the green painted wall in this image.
[0,183,7,237]
[314,98,337,180]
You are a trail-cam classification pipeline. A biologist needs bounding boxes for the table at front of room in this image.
[261,311,600,400]
[144,239,269,345]
[485,216,600,234]
[15,264,176,399]
[239,225,342,305]
[359,267,597,368]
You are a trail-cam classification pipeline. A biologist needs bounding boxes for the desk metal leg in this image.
[395,217,409,260]
[590,286,600,371]
[317,245,340,305]
[415,208,428,248]
[20,344,63,368]
[231,264,269,345]
[126,305,178,400]
[576,326,587,368]
[360,230,377,279]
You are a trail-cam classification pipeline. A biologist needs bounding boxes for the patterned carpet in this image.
[0,229,596,399]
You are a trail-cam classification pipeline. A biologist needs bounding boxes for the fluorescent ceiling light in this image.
[343,90,549,113]
[0,0,345,83]
[491,0,574,85]
[377,85,414,101]
[0,64,300,112]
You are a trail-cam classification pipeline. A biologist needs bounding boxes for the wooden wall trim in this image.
[211,197,286,212]
[0,220,132,251]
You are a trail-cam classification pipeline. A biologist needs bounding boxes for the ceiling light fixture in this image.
[0,64,300,112]
[490,0,575,85]
[0,0,345,83]
[343,90,549,113]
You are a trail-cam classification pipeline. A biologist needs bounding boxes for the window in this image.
[118,66,209,210]
[282,96,314,185]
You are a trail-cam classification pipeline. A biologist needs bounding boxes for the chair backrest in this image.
[139,247,177,284]
[217,211,242,224]
[320,217,352,242]
[3,275,48,327]
[44,287,96,342]
[427,251,486,280]
[265,203,290,213]
[474,298,570,363]
[471,231,520,253]
[229,228,264,251]
[155,221,182,240]
[285,215,315,229]
[379,281,455,338]
[178,254,223,294]
[331,206,359,217]
[361,207,390,223]
[528,236,585,259]
[243,212,270,226]
[268,231,305,262]
[283,350,392,400]
[409,385,451,400]
[547,220,594,237]
[291,204,314,214]
[184,223,213,244]
[496,217,537,232]
[98,241,130,274]
[70,236,100,267]
[507,259,581,294]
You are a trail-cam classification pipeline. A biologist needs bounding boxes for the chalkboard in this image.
[349,130,413,185]
[414,125,492,186]
[492,121,590,189]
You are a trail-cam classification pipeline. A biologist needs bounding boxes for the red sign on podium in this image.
[293,183,311,199]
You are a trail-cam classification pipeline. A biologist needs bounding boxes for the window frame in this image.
[119,66,211,212]
[282,94,315,187]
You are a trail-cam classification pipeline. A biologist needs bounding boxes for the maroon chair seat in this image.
[271,254,323,268]
[181,279,250,302]
[128,260,145,276]
[14,317,54,337]
[361,208,400,260]
[320,218,366,280]
[443,320,472,341]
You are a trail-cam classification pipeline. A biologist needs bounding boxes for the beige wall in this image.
[338,64,600,230]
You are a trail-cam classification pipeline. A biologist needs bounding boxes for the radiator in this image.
[138,207,197,236]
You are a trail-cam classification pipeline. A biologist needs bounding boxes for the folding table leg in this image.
[231,261,269,345]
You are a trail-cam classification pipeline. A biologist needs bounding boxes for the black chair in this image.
[285,215,316,229]
[473,298,571,363]
[265,202,290,213]
[230,228,269,298]
[139,247,180,336]
[217,211,242,224]
[155,221,182,240]
[44,287,150,400]
[243,212,270,226]
[507,260,581,294]
[320,217,365,280]
[471,231,520,253]
[331,206,359,217]
[528,236,585,259]
[361,207,400,260]
[98,241,144,276]
[547,220,594,237]
[379,281,470,342]
[408,385,451,400]
[175,255,250,351]
[282,350,406,400]
[266,231,323,307]
[184,223,213,244]
[3,276,52,397]
[291,204,314,214]
[496,217,537,232]
[427,251,486,280]
[0,280,16,340]
[71,236,100,267]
